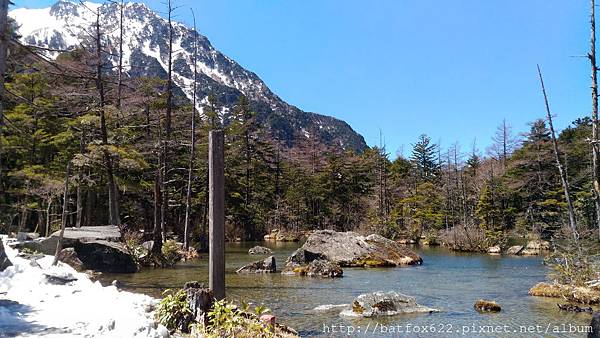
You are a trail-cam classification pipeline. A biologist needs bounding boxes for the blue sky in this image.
[13,0,590,157]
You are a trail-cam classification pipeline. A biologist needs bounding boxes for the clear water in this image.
[100,242,593,337]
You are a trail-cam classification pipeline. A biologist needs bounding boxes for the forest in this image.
[5,1,600,337]
[1,28,597,251]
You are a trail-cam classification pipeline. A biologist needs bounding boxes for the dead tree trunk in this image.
[116,0,124,112]
[0,0,9,194]
[590,0,600,240]
[183,10,198,249]
[153,115,163,255]
[161,0,174,241]
[53,161,71,265]
[95,11,120,226]
[537,65,579,243]
[76,129,86,227]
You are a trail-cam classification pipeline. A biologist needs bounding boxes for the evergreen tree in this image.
[410,134,439,182]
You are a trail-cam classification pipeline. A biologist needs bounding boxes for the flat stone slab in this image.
[52,226,122,242]
[15,226,122,255]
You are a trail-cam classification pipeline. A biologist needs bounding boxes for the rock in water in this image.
[236,256,277,273]
[487,246,501,255]
[0,241,12,271]
[57,248,84,272]
[521,240,551,255]
[313,304,350,312]
[248,246,273,255]
[589,312,600,338]
[506,245,524,255]
[474,299,501,312]
[345,291,439,317]
[283,259,343,278]
[283,230,422,273]
[74,240,138,273]
[558,303,593,313]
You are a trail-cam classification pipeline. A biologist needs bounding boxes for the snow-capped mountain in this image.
[9,1,367,152]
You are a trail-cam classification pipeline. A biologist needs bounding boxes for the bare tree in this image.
[0,0,10,192]
[75,129,86,227]
[94,10,121,226]
[491,119,517,169]
[589,0,600,240]
[116,0,124,111]
[160,0,174,242]
[537,65,579,243]
[183,9,198,249]
[53,161,71,266]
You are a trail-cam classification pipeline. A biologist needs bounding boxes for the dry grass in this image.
[529,282,600,305]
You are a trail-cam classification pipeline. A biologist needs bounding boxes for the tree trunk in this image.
[152,167,163,254]
[46,198,52,237]
[0,0,9,194]
[161,0,174,240]
[537,65,579,243]
[95,11,120,226]
[53,162,71,266]
[76,129,86,228]
[184,10,198,249]
[590,0,600,240]
[116,0,124,111]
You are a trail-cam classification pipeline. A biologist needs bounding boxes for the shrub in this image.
[201,299,273,338]
[546,227,600,287]
[162,240,182,266]
[122,231,146,263]
[156,289,192,332]
[440,225,489,252]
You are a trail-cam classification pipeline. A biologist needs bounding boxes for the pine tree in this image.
[410,134,439,182]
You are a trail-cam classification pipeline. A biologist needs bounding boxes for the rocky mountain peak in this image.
[10,1,368,152]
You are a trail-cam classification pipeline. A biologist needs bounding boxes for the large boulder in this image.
[74,240,137,273]
[236,256,276,273]
[344,291,438,317]
[284,230,422,271]
[0,241,12,271]
[248,246,272,255]
[16,226,122,255]
[14,226,136,273]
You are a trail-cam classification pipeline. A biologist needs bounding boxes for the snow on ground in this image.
[0,238,168,337]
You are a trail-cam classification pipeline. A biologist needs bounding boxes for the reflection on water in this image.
[100,242,592,337]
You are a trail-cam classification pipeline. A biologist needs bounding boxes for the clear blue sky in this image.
[13,0,590,157]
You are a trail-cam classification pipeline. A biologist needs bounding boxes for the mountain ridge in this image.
[9,0,368,152]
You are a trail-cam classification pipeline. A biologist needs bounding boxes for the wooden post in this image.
[208,130,225,300]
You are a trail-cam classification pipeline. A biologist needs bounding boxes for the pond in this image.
[100,242,592,337]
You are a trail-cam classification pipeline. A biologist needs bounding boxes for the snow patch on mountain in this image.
[9,0,368,152]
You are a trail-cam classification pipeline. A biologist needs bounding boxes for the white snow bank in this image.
[0,238,169,337]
